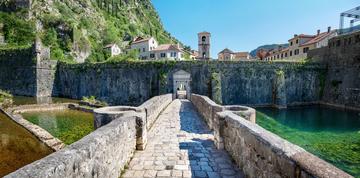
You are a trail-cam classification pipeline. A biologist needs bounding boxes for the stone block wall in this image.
[190,94,352,178]
[219,111,351,178]
[0,47,37,96]
[5,114,137,178]
[138,94,172,129]
[308,30,360,109]
[191,94,256,149]
[53,61,324,108]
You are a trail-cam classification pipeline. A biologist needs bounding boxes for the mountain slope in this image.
[250,44,289,57]
[0,0,180,63]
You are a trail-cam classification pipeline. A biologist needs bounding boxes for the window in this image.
[203,52,206,58]
[143,48,145,52]
[303,47,309,53]
[290,51,293,56]
[202,36,206,42]
[290,41,293,46]
[281,54,283,58]
[150,53,155,58]
[138,49,141,53]
[171,52,177,57]
[294,49,299,55]
[277,55,279,59]
[285,53,288,57]
[296,39,299,44]
[160,53,166,58]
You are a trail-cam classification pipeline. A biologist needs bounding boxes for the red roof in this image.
[288,34,315,41]
[132,37,152,44]
[152,44,182,52]
[300,31,336,47]
[103,44,116,49]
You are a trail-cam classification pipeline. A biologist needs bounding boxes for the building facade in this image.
[130,37,183,60]
[197,32,211,60]
[265,27,337,60]
[130,37,159,60]
[218,48,250,61]
[104,44,122,57]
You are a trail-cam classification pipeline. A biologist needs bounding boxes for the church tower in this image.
[197,32,211,60]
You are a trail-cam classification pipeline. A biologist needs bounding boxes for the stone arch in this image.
[173,70,191,100]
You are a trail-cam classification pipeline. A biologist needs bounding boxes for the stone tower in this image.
[197,32,211,60]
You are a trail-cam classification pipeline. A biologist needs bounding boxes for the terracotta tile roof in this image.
[300,31,337,47]
[218,48,234,54]
[288,34,316,41]
[153,44,182,52]
[132,37,151,44]
[104,44,116,49]
[234,52,249,58]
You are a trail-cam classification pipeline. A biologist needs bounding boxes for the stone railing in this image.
[5,94,172,178]
[191,94,352,178]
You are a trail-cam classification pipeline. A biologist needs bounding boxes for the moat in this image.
[257,106,360,177]
[21,109,94,145]
[0,112,53,177]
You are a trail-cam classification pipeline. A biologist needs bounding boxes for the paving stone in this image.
[122,100,244,178]
[144,170,157,177]
[172,170,183,177]
[194,170,207,177]
[157,170,171,177]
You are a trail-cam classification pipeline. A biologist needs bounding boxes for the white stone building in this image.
[130,37,158,60]
[103,43,122,57]
[151,44,183,60]
[130,37,183,60]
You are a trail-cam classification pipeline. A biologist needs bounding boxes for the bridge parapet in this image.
[5,94,172,178]
[190,93,352,178]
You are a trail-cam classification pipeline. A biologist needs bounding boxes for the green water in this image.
[13,96,79,106]
[0,112,53,177]
[22,110,94,145]
[256,106,360,177]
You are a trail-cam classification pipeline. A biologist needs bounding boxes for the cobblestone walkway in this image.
[123,99,244,178]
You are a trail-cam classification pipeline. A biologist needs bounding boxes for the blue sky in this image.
[152,0,359,56]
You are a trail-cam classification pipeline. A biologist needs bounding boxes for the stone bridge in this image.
[6,94,352,178]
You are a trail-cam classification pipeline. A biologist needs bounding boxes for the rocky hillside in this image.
[0,0,180,63]
[250,43,289,57]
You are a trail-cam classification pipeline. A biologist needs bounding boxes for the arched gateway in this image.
[173,70,191,99]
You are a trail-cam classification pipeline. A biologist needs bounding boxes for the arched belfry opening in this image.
[173,70,191,100]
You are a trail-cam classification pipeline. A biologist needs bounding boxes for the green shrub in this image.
[0,90,13,108]
[81,96,108,106]
[0,12,36,46]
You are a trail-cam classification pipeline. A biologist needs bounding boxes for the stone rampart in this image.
[308,30,360,109]
[190,94,352,178]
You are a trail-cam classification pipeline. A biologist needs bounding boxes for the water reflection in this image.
[0,112,53,177]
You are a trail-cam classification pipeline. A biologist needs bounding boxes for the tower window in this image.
[203,52,206,58]
[202,36,206,42]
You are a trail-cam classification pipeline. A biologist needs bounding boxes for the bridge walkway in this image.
[123,99,244,178]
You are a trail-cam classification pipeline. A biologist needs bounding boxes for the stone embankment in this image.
[191,94,353,178]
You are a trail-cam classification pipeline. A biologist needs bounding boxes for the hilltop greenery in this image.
[0,0,181,63]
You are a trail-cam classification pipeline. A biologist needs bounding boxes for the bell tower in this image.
[197,32,211,60]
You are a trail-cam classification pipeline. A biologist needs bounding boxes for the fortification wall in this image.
[0,47,37,96]
[308,30,360,109]
[54,61,324,107]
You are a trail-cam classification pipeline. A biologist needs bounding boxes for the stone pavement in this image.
[123,99,244,178]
